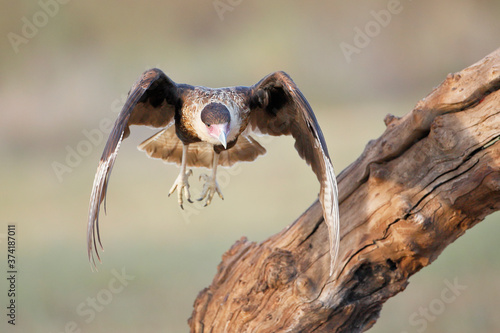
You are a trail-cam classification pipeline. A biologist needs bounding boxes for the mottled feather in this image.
[138,124,266,168]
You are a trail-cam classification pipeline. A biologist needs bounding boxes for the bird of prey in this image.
[88,68,340,275]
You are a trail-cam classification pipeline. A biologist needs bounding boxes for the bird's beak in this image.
[208,123,229,149]
[218,130,227,149]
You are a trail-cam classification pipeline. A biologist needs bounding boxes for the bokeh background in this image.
[1,1,499,332]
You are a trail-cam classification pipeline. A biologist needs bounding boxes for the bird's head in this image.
[200,102,231,148]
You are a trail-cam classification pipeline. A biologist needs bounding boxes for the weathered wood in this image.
[189,48,500,332]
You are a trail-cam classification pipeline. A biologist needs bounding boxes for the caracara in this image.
[88,69,339,275]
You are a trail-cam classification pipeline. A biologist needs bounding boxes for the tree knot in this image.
[257,248,297,292]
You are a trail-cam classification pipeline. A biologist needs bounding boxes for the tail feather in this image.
[138,127,267,167]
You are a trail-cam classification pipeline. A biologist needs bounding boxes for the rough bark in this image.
[189,48,500,332]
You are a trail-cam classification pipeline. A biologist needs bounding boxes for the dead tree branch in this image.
[189,48,500,332]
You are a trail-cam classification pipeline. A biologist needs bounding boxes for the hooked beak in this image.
[218,130,227,149]
[208,123,229,149]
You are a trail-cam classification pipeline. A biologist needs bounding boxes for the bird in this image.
[87,68,340,275]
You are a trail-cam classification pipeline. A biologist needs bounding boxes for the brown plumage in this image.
[138,125,266,168]
[88,68,339,276]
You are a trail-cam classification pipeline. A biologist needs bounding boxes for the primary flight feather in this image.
[88,69,340,275]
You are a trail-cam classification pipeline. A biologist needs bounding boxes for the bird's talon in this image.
[197,173,223,206]
[169,170,193,209]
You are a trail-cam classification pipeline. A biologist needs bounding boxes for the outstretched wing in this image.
[87,68,184,268]
[248,71,340,276]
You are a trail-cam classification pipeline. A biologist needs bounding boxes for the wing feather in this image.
[87,68,182,268]
[249,71,340,276]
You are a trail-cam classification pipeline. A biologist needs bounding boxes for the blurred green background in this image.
[1,1,499,332]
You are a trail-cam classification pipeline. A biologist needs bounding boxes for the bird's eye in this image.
[207,124,211,127]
